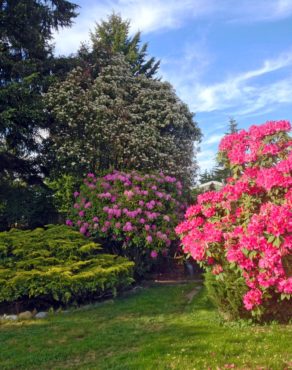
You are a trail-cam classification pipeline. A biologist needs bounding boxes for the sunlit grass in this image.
[0,283,291,369]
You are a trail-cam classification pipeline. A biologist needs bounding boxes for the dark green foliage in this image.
[201,163,230,184]
[0,176,58,231]
[0,225,134,305]
[226,117,239,134]
[0,0,78,182]
[204,270,249,321]
[199,169,219,183]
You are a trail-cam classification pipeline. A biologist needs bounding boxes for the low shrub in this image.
[176,120,292,321]
[204,270,249,321]
[68,170,186,276]
[0,225,134,306]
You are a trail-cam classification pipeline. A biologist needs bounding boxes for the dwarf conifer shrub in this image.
[0,225,134,306]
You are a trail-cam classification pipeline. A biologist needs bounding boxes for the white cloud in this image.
[53,0,212,55]
[197,149,217,171]
[204,134,224,145]
[175,52,292,114]
[52,4,109,55]
[233,0,292,22]
[53,0,292,55]
[160,50,292,162]
[160,35,212,94]
[197,149,215,159]
[198,158,216,171]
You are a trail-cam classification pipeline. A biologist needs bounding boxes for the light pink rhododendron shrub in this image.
[176,121,292,319]
[68,170,185,275]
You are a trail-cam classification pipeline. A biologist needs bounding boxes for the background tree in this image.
[0,0,78,229]
[0,0,78,182]
[77,13,160,78]
[199,118,239,184]
[45,54,201,186]
[226,117,238,134]
[214,117,239,181]
[199,169,217,183]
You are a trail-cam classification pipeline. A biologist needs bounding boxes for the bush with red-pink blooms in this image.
[68,170,185,275]
[176,120,292,320]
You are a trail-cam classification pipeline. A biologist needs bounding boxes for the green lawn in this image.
[0,283,291,370]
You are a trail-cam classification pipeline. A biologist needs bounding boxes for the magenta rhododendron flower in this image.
[146,235,153,243]
[243,289,263,310]
[150,250,158,258]
[80,226,87,234]
[177,120,292,316]
[123,222,133,232]
[69,170,185,263]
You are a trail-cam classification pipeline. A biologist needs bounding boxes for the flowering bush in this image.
[176,120,292,320]
[68,170,185,275]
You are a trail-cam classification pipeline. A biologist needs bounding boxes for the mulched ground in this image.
[150,261,203,284]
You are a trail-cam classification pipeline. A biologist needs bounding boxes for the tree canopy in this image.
[45,54,201,186]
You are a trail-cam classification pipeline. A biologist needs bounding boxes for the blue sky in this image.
[53,0,292,172]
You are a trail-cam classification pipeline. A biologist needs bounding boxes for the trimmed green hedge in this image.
[0,225,134,305]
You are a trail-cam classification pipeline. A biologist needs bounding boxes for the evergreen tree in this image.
[200,118,239,183]
[0,0,78,229]
[226,117,238,134]
[0,0,78,182]
[45,54,201,186]
[214,117,239,182]
[199,169,216,183]
[78,13,160,78]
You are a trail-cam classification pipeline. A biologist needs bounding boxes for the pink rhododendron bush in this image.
[68,170,185,276]
[176,120,292,321]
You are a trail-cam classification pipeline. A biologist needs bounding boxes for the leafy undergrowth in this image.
[0,284,291,370]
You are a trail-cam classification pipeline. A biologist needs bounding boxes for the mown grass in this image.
[0,283,291,369]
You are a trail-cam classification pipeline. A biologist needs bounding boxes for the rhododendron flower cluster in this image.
[176,120,292,317]
[68,170,185,264]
